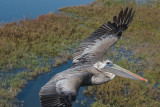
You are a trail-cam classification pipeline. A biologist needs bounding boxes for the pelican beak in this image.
[107,64,148,82]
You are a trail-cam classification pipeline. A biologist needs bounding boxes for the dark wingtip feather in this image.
[114,7,135,32]
[92,7,135,37]
[128,8,133,16]
[113,16,117,23]
[123,7,128,17]
[118,9,123,25]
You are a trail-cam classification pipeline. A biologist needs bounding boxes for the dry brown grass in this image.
[60,0,160,106]
[0,0,160,106]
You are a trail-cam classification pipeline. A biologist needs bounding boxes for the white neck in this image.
[93,61,115,80]
[93,61,105,71]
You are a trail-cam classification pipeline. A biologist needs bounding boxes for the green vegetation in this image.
[61,0,160,106]
[0,0,160,106]
[0,13,91,106]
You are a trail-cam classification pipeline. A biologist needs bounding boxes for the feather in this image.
[39,8,135,107]
[72,7,135,67]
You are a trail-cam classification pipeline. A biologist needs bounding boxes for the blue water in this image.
[0,0,94,23]
[17,60,94,107]
[0,0,154,23]
[17,46,140,107]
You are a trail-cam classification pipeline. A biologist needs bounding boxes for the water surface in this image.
[17,60,94,107]
[0,0,94,22]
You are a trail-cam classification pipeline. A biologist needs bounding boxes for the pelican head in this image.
[94,60,148,82]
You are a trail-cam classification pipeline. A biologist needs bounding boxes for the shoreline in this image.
[0,1,94,106]
[0,0,160,106]
[0,0,95,23]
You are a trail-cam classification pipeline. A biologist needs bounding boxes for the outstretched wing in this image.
[39,76,82,107]
[72,7,135,67]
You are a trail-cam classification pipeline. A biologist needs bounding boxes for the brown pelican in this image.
[39,7,147,107]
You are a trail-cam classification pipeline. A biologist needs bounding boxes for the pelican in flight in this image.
[39,7,147,107]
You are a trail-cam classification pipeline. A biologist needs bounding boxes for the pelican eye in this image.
[106,62,110,64]
[106,62,113,66]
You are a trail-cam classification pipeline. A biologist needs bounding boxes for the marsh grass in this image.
[53,53,72,67]
[0,12,91,106]
[0,0,160,106]
[60,0,160,106]
[66,0,160,106]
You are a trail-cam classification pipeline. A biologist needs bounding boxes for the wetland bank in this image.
[0,0,160,106]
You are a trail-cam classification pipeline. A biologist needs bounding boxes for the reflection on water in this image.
[0,0,94,23]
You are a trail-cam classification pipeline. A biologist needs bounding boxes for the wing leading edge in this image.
[72,7,135,67]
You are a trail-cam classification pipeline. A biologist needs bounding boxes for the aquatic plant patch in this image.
[0,0,160,106]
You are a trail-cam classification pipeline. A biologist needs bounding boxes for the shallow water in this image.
[17,60,94,107]
[17,45,141,107]
[0,0,94,23]
[2,0,155,106]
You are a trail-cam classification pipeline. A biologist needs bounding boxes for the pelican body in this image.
[39,7,147,107]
